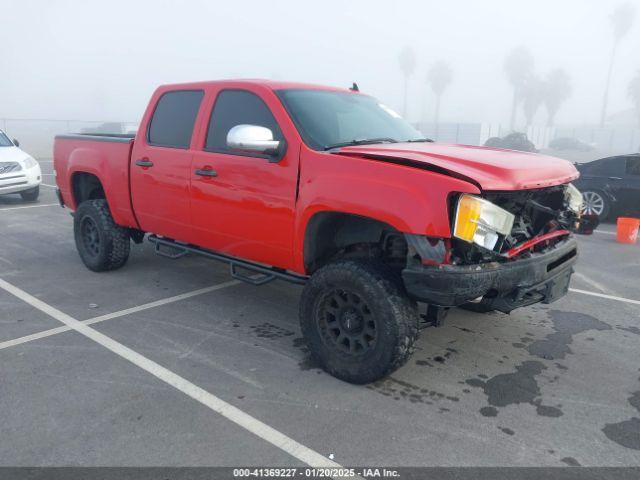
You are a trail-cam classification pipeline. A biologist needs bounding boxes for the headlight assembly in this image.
[23,157,38,169]
[565,183,583,214]
[453,194,515,251]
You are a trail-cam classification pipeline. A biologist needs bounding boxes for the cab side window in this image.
[147,90,204,149]
[205,90,282,153]
[626,157,640,176]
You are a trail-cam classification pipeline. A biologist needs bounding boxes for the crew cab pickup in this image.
[54,80,588,384]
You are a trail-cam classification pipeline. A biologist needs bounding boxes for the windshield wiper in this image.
[323,138,398,150]
[406,138,434,143]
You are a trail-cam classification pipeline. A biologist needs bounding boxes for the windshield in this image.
[0,131,13,147]
[276,89,423,150]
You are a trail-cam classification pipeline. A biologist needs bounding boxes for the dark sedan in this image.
[574,154,640,220]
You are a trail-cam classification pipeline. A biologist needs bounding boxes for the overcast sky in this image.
[1,0,638,127]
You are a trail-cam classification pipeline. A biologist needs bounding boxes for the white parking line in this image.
[0,277,341,469]
[40,184,57,188]
[0,280,241,351]
[0,203,58,211]
[570,288,640,306]
[594,230,616,236]
[572,272,611,295]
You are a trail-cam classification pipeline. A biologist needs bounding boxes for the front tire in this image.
[20,186,39,201]
[299,260,419,384]
[74,199,130,272]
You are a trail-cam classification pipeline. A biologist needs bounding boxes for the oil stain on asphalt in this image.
[249,322,296,339]
[525,310,611,360]
[616,325,640,336]
[367,377,460,405]
[602,388,640,450]
[466,309,611,418]
[465,361,562,417]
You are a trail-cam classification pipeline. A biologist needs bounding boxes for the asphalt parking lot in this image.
[1,160,639,468]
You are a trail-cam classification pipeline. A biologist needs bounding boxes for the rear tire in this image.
[74,199,130,272]
[20,186,39,201]
[299,260,419,384]
[581,189,611,220]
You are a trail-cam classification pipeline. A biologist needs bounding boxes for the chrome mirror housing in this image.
[226,125,280,156]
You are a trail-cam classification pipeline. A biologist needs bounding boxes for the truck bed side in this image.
[53,134,139,228]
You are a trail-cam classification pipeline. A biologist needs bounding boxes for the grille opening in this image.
[0,162,22,174]
[547,248,577,272]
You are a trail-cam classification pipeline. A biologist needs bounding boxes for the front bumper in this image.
[402,237,578,313]
[0,165,41,195]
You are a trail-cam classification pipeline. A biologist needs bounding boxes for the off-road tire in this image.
[20,186,39,201]
[299,260,419,384]
[74,199,130,272]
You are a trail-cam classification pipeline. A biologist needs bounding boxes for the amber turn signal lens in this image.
[453,194,515,250]
[454,195,482,242]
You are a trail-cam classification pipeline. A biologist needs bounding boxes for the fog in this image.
[2,0,639,127]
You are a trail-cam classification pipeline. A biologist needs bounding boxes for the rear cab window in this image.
[147,90,204,148]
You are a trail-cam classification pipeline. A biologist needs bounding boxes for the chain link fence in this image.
[417,121,640,153]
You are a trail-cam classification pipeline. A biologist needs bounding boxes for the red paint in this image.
[53,137,138,227]
[54,79,579,275]
[337,143,579,191]
[506,230,571,258]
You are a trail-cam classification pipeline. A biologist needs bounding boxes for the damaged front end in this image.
[402,184,590,313]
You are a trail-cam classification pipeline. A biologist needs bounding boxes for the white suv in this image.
[0,130,41,201]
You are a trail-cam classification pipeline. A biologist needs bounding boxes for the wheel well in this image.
[72,172,105,206]
[303,212,407,274]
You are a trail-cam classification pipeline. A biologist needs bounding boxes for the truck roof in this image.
[155,79,353,93]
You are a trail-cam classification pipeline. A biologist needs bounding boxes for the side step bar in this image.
[148,235,308,286]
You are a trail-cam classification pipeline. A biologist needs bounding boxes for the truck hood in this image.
[335,143,579,191]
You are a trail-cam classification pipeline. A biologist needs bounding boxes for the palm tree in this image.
[504,46,535,130]
[398,46,416,118]
[544,69,572,126]
[600,3,636,126]
[521,75,545,127]
[426,61,453,133]
[629,70,640,126]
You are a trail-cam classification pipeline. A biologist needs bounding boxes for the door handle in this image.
[195,168,218,177]
[135,159,154,167]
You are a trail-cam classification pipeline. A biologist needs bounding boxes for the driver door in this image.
[190,88,299,270]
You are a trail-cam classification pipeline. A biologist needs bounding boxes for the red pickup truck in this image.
[54,80,587,384]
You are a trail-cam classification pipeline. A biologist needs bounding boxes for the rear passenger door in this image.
[130,89,204,242]
[190,88,299,270]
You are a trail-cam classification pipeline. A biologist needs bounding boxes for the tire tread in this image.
[300,260,419,384]
[74,199,130,271]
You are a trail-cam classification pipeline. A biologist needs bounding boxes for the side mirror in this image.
[13,139,19,147]
[226,125,280,158]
